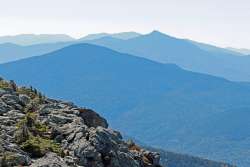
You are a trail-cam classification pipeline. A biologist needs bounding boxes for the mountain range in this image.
[0,42,71,63]
[85,31,250,82]
[0,32,140,47]
[79,32,141,40]
[1,43,250,166]
[1,31,250,82]
[0,32,140,63]
[0,34,74,46]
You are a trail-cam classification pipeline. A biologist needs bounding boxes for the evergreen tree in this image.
[34,88,38,95]
[10,80,17,91]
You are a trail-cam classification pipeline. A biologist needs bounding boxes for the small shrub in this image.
[16,112,48,138]
[20,136,63,158]
[15,124,30,144]
[127,139,141,152]
[0,152,24,167]
[17,87,37,99]
[34,122,48,134]
[0,80,11,89]
[24,101,39,113]
[15,112,63,158]
[9,80,17,91]
[16,112,37,128]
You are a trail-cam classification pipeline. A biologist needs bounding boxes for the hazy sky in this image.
[0,0,249,48]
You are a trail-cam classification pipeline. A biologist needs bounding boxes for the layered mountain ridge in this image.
[79,32,141,41]
[0,34,74,46]
[0,43,249,166]
[85,31,250,82]
[1,31,250,82]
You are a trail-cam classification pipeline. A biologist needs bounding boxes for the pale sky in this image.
[0,0,250,48]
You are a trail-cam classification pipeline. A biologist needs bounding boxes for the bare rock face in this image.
[0,79,161,167]
[78,109,109,128]
[30,152,69,167]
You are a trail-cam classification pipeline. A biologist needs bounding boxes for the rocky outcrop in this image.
[0,79,161,167]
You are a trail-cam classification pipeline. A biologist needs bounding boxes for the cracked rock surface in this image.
[0,78,161,167]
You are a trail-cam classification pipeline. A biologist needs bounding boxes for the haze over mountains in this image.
[0,42,71,63]
[1,31,250,166]
[0,32,140,47]
[0,32,140,63]
[188,40,245,56]
[1,43,250,166]
[0,34,74,46]
[1,31,250,82]
[226,47,250,55]
[85,31,250,82]
[79,32,141,40]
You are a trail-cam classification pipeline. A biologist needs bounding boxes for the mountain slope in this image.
[0,34,74,46]
[0,44,250,166]
[147,147,236,167]
[227,47,250,55]
[0,42,72,63]
[85,31,250,82]
[188,40,244,56]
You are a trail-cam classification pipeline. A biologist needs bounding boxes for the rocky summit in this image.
[0,78,161,167]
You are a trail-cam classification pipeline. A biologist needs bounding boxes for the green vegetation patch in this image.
[16,112,37,129]
[15,112,63,158]
[17,87,38,99]
[0,152,26,166]
[20,136,63,158]
[0,80,11,89]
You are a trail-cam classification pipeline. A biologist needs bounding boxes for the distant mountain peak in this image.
[151,30,163,34]
[79,33,109,41]
[111,32,141,40]
[146,30,177,40]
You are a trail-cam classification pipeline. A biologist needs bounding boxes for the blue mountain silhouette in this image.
[1,31,250,83]
[83,31,250,82]
[0,43,250,166]
[0,34,74,46]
